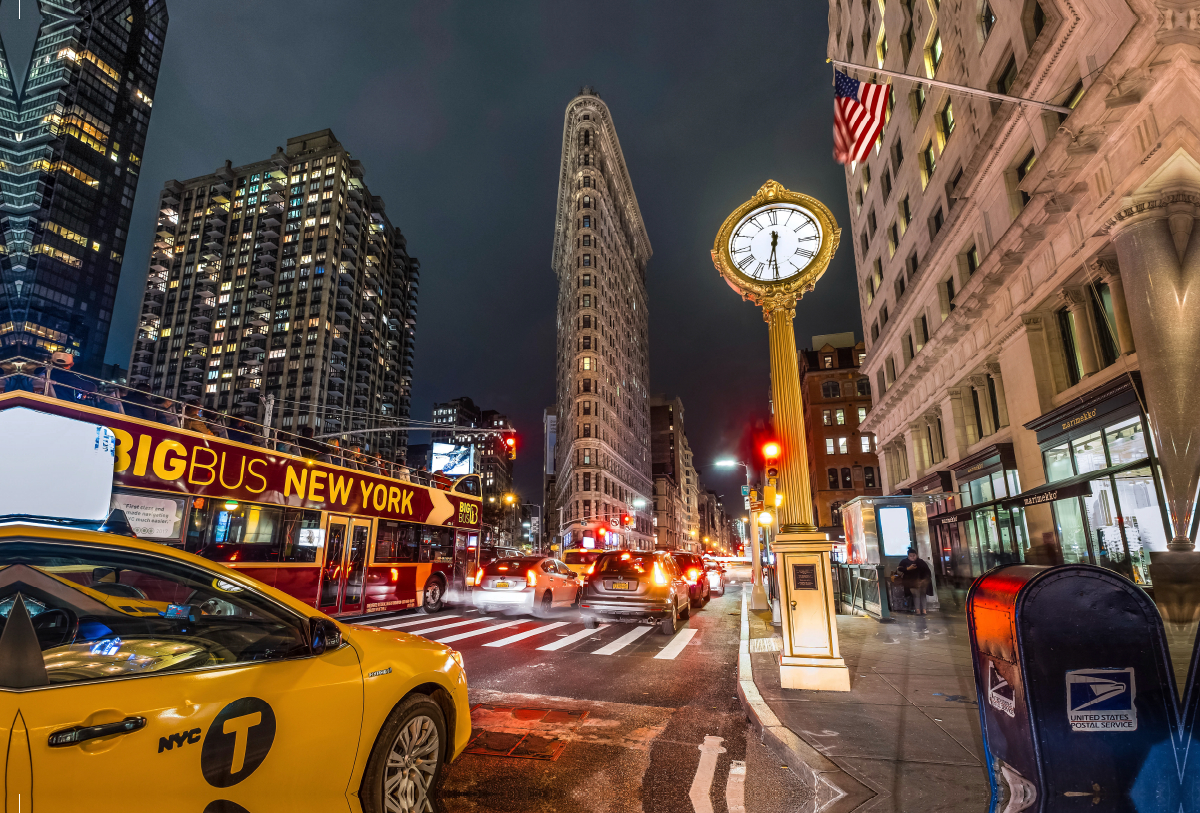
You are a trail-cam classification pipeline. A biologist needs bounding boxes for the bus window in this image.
[186,501,322,563]
[374,521,418,563]
[453,475,481,496]
[422,528,453,563]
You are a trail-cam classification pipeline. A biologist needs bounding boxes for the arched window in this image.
[857,377,871,396]
[582,216,591,228]
[583,176,592,188]
[831,501,843,526]
[582,195,591,208]
[864,466,876,488]
[583,130,591,146]
[841,468,852,488]
[827,468,838,489]
[821,381,841,398]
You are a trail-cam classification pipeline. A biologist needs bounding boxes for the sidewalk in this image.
[738,595,992,812]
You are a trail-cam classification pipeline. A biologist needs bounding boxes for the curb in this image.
[736,591,877,813]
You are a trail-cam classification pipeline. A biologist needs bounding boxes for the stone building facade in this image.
[830,0,1193,585]
[131,130,418,462]
[550,89,654,550]
[800,333,882,535]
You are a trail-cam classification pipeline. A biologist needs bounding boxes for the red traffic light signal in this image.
[762,441,781,460]
[505,436,517,459]
[621,514,632,526]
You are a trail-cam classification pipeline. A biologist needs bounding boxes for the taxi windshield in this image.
[0,539,309,689]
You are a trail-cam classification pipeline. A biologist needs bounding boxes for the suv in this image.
[579,550,690,635]
[671,552,711,608]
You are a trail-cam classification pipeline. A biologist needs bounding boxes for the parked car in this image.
[472,556,580,615]
[579,550,690,635]
[671,552,711,607]
[705,560,726,596]
[0,522,470,813]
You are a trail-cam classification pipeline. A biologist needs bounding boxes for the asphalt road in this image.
[361,567,812,813]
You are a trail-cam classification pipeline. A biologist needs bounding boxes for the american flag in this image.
[833,70,890,165]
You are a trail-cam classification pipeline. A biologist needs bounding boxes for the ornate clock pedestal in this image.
[771,531,851,692]
[711,180,850,692]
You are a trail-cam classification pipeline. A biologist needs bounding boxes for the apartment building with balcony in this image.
[130,130,418,462]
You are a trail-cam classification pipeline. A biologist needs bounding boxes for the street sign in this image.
[741,485,750,496]
[743,497,750,509]
[750,500,764,511]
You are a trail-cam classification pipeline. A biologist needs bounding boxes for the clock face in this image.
[727,203,822,282]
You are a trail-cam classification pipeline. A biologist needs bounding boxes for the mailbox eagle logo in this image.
[987,660,1016,718]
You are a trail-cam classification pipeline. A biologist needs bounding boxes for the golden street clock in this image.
[711,180,840,306]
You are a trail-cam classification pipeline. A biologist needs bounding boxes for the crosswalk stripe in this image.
[592,625,652,655]
[483,622,568,648]
[376,615,460,629]
[433,620,522,644]
[404,619,487,636]
[536,625,609,651]
[654,627,698,660]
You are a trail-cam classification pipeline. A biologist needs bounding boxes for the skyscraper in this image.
[130,130,419,463]
[550,88,653,550]
[0,0,168,372]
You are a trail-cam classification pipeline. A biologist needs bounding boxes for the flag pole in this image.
[828,57,1073,116]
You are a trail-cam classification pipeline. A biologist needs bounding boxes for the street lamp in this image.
[714,458,769,609]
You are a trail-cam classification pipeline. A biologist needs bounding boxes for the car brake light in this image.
[653,563,668,586]
[527,568,538,587]
[686,567,700,585]
[587,563,596,575]
[620,552,631,560]
[471,568,483,587]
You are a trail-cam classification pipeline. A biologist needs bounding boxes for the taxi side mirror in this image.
[309,617,343,655]
[567,571,578,579]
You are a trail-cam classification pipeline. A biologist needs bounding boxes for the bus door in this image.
[455,530,481,588]
[318,514,373,615]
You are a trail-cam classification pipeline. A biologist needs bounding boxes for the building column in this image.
[969,374,996,438]
[945,388,972,457]
[1060,287,1100,377]
[907,422,928,479]
[984,362,1010,428]
[1090,256,1136,356]
[1109,197,1200,548]
[924,411,945,463]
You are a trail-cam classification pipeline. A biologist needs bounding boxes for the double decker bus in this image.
[0,388,483,619]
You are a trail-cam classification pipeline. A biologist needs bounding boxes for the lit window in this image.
[826,438,835,454]
[861,436,872,453]
[823,409,832,426]
[836,409,846,425]
[858,406,867,422]
[838,437,849,454]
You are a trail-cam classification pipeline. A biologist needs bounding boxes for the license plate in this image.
[495,581,510,589]
[611,582,630,590]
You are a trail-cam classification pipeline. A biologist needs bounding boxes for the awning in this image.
[1000,458,1151,510]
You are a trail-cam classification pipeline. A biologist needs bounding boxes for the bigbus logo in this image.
[458,502,479,525]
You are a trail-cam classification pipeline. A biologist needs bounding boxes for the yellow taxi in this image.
[0,521,470,813]
[560,546,605,578]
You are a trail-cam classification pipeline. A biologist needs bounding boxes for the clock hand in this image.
[770,230,779,278]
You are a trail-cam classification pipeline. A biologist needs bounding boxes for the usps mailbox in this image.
[967,564,1179,811]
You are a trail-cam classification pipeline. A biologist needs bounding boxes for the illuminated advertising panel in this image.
[431,443,472,476]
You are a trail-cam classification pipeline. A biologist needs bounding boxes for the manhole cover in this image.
[465,704,591,761]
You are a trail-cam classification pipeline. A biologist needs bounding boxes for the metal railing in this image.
[0,359,442,487]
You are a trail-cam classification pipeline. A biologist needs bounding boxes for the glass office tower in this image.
[0,0,168,373]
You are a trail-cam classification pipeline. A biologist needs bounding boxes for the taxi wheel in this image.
[362,694,447,813]
[534,590,553,617]
[583,615,598,629]
[420,578,446,614]
[680,599,691,620]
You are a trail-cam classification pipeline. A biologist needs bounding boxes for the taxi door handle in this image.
[49,716,146,747]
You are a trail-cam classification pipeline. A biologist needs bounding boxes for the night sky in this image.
[93,1,860,507]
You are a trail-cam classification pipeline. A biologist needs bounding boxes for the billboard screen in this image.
[432,443,473,475]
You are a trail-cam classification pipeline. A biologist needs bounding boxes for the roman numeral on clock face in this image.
[767,210,778,225]
[737,255,754,270]
[796,248,814,258]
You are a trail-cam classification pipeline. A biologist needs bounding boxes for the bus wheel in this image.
[421,578,446,614]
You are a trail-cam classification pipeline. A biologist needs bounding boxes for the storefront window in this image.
[1112,466,1168,584]
[1045,443,1073,482]
[1010,506,1030,557]
[958,484,972,508]
[1106,416,1148,465]
[1006,470,1021,498]
[976,509,1004,569]
[1072,430,1107,474]
[1084,477,1131,579]
[1052,498,1090,565]
[961,516,982,575]
[970,476,994,506]
[990,470,1008,500]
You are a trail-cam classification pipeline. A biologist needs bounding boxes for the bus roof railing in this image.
[0,359,454,491]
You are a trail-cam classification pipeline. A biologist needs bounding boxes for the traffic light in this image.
[505,435,517,460]
[762,441,780,506]
[621,513,632,527]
